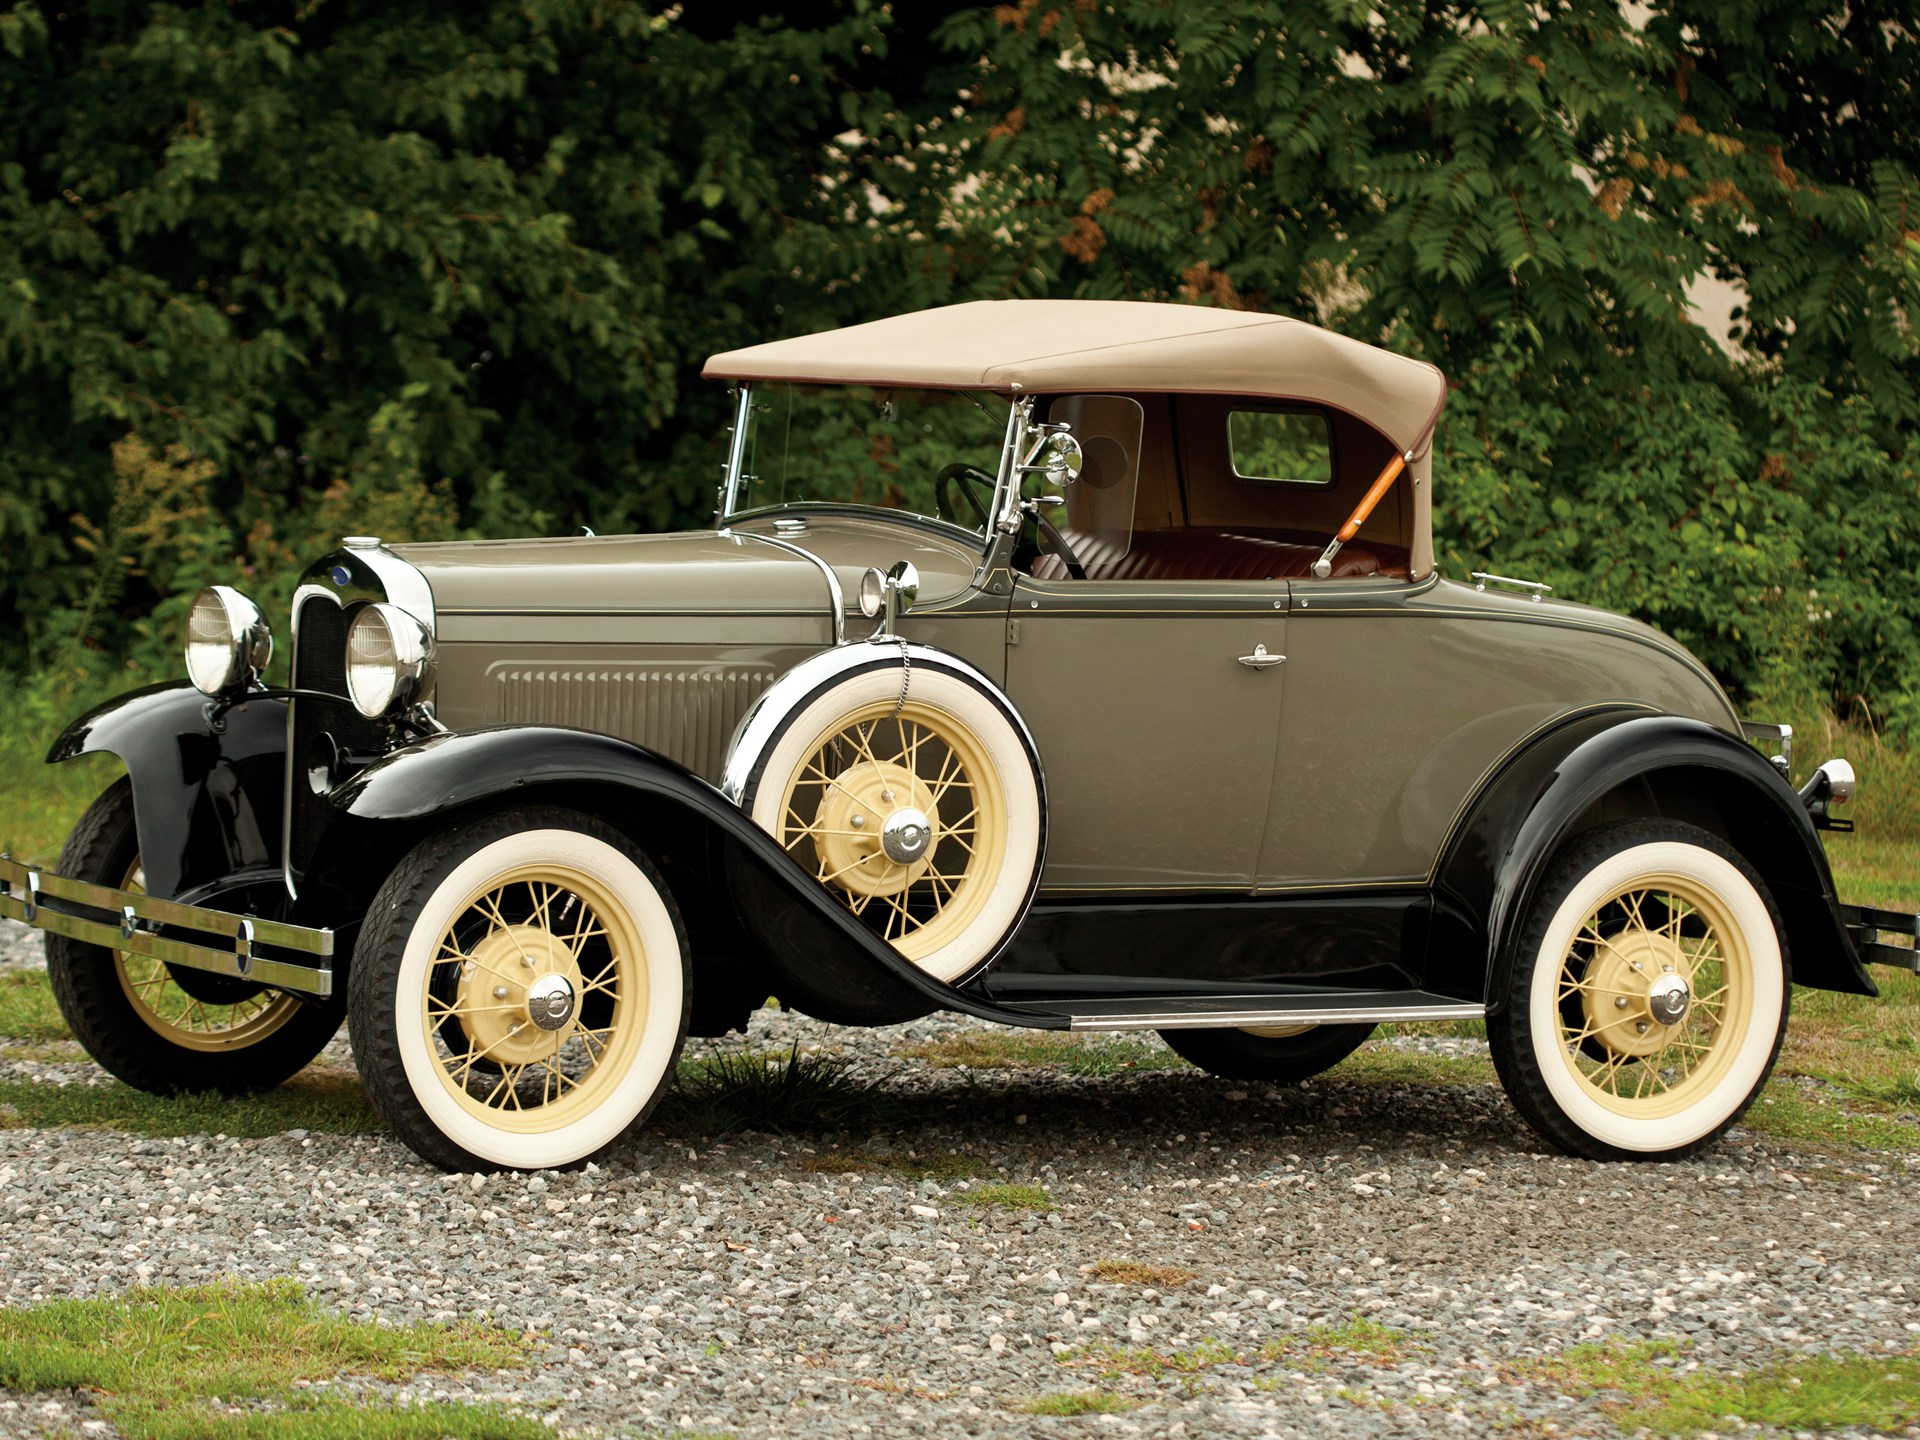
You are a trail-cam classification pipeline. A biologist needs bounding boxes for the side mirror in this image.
[1019,431,1084,485]
[1043,432,1083,485]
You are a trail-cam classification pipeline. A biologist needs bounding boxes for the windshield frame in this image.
[717,382,1022,544]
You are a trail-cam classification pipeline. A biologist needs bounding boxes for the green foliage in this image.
[0,0,963,676]
[931,0,1920,723]
[2,1,1919,728]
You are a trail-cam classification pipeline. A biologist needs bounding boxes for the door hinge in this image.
[1008,618,1021,646]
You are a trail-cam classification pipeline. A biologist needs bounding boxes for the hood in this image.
[389,515,985,627]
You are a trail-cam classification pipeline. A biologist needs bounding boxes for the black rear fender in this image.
[48,681,287,902]
[319,726,1063,1030]
[1430,712,1873,1008]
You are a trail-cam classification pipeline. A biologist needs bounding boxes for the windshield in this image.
[729,384,1011,533]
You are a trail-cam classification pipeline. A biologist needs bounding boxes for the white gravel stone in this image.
[1,918,1918,1437]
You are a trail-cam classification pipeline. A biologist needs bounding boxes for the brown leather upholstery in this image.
[1029,527,1407,583]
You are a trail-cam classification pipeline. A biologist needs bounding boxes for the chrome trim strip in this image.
[282,540,437,899]
[992,397,1029,537]
[0,856,333,998]
[1068,1002,1486,1033]
[720,528,846,646]
[720,383,753,516]
[1470,571,1553,600]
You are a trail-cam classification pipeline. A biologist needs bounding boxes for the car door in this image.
[1003,576,1287,893]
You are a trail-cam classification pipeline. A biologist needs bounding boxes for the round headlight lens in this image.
[345,603,435,719]
[858,566,887,619]
[184,586,271,695]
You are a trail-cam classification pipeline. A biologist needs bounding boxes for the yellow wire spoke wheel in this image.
[1498,822,1787,1160]
[774,698,1006,963]
[742,658,1044,985]
[422,862,647,1134]
[110,860,303,1054]
[1553,876,1750,1117]
[351,811,688,1172]
[45,776,342,1098]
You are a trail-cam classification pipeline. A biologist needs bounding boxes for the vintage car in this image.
[3,300,1914,1172]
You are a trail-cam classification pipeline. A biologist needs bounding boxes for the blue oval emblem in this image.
[330,565,352,586]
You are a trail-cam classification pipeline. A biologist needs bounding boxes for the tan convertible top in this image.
[702,299,1447,455]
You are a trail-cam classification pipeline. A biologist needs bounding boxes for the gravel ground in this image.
[2,917,1918,1439]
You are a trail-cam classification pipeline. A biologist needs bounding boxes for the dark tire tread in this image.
[1487,819,1791,1163]
[1160,1022,1377,1084]
[45,776,343,1096]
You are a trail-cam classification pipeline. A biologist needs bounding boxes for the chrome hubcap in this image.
[1645,972,1691,1027]
[881,806,933,863]
[525,972,577,1031]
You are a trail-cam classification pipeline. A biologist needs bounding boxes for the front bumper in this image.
[0,855,334,999]
[1841,903,1920,974]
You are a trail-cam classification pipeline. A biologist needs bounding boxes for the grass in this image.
[0,1069,380,1137]
[1089,1259,1194,1288]
[662,1045,910,1135]
[1062,1337,1245,1382]
[892,1030,1185,1075]
[1013,1390,1139,1415]
[1628,1350,1920,1435]
[1520,1337,1689,1398]
[0,968,70,1042]
[1272,1315,1421,1363]
[1064,1317,1419,1385]
[960,1182,1055,1212]
[1522,1338,1920,1437]
[0,1277,540,1440]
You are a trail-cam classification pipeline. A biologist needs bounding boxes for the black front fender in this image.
[1431,711,1873,1008]
[49,682,286,901]
[325,726,1067,1030]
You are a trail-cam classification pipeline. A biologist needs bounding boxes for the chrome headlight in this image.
[344,603,435,719]
[184,585,272,695]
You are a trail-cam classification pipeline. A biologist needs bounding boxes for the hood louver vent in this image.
[485,665,775,782]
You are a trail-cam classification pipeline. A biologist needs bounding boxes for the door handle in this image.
[1237,644,1285,670]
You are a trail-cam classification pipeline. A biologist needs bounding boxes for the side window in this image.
[1227,409,1334,487]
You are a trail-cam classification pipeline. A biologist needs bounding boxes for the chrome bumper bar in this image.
[1841,903,1920,974]
[0,855,334,999]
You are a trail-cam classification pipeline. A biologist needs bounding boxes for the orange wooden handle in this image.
[1335,453,1408,544]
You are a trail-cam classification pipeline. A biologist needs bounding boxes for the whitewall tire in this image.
[738,657,1044,984]
[348,808,689,1172]
[1489,820,1789,1161]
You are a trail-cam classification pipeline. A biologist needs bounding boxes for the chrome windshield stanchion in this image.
[719,383,754,519]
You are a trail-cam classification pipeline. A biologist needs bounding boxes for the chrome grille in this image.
[486,665,773,781]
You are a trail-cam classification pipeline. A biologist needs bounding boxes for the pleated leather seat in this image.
[1029,528,1401,583]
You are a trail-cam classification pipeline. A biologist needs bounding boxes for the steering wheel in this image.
[1032,507,1089,581]
[935,462,998,529]
[936,461,1089,579]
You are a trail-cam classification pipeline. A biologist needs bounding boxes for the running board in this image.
[991,991,1486,1034]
